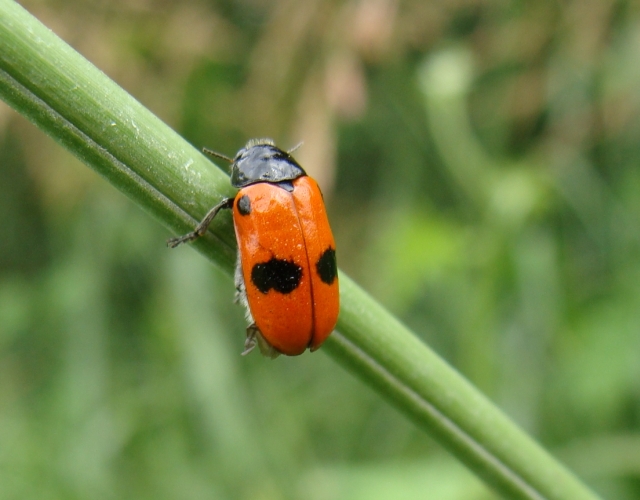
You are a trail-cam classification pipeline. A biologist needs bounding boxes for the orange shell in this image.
[232,176,339,356]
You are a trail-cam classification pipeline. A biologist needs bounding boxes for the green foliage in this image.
[1,0,640,499]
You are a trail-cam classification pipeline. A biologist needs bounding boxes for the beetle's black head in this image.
[229,138,306,188]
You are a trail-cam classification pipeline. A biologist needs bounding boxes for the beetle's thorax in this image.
[230,138,306,188]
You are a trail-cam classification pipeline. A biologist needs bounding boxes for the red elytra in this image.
[168,139,339,358]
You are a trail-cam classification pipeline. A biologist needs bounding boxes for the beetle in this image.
[168,138,339,358]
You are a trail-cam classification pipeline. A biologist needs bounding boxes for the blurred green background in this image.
[1,0,640,498]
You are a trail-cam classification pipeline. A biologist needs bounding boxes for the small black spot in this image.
[316,247,337,285]
[251,258,302,294]
[237,195,251,215]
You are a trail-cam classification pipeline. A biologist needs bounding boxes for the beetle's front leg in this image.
[167,197,234,248]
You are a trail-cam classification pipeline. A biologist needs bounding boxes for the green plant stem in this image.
[0,2,600,499]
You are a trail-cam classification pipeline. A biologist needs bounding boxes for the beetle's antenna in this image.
[203,147,233,163]
[288,141,303,154]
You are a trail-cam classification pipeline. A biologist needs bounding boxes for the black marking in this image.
[316,247,337,285]
[251,258,303,294]
[237,194,251,215]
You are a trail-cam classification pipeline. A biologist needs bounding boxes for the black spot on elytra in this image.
[251,258,302,294]
[237,195,251,215]
[316,247,337,285]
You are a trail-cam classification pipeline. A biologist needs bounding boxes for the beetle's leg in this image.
[167,197,234,248]
[242,324,280,359]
